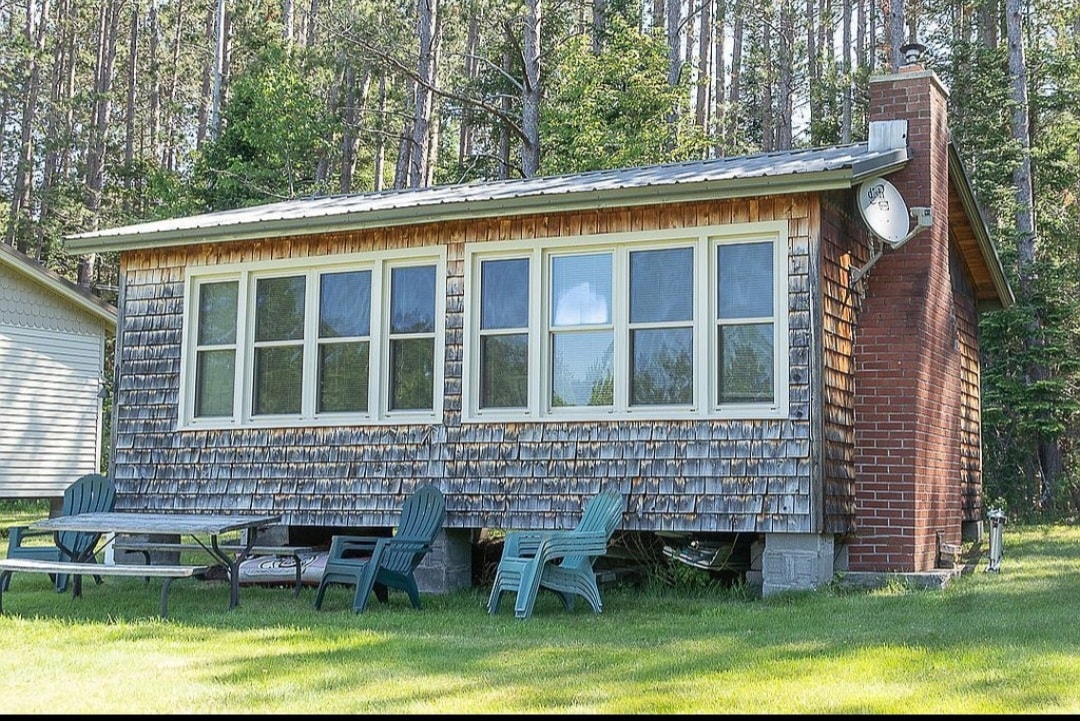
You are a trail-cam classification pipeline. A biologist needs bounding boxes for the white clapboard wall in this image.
[0,250,114,498]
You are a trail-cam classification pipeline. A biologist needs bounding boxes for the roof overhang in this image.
[0,242,117,329]
[64,147,909,254]
[947,143,1014,310]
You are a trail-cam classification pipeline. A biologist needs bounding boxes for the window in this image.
[464,222,788,421]
[180,250,444,429]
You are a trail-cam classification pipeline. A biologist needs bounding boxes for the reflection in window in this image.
[389,265,436,410]
[318,270,371,413]
[629,247,693,405]
[550,253,613,407]
[194,281,238,417]
[717,242,774,403]
[479,258,529,409]
[252,275,305,415]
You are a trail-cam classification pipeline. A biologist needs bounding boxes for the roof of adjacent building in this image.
[0,242,117,328]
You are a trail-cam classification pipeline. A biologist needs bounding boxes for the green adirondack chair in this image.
[2,473,117,593]
[313,485,446,613]
[487,489,625,620]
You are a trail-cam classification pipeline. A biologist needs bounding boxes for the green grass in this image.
[2,502,1078,713]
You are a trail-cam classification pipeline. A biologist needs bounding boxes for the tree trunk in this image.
[727,0,744,149]
[592,0,605,54]
[888,0,904,71]
[520,0,542,177]
[695,0,713,131]
[776,0,793,149]
[665,0,682,87]
[408,0,440,188]
[124,3,139,212]
[712,0,727,155]
[497,46,512,179]
[196,3,215,147]
[458,10,480,165]
[1005,0,1053,509]
[209,0,227,140]
[374,71,387,191]
[6,0,50,253]
[841,0,852,142]
[340,65,370,194]
[761,10,774,151]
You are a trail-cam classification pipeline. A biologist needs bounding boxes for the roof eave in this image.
[948,144,1015,309]
[0,243,117,328]
[64,153,908,255]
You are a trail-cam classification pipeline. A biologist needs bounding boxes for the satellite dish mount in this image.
[850,177,933,285]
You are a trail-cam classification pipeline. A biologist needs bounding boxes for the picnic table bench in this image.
[113,540,319,596]
[0,558,208,619]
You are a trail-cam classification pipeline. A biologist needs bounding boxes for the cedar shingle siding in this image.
[114,197,827,535]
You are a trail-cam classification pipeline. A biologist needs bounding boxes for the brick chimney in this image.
[848,47,968,572]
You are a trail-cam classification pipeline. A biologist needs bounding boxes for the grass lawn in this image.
[1,501,1078,713]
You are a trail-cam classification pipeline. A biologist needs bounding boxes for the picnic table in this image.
[12,511,282,612]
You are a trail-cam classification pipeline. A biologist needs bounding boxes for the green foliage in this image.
[191,41,333,210]
[540,20,707,174]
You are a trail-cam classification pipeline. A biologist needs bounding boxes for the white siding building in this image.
[0,243,116,498]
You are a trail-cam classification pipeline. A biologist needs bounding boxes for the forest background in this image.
[1,0,1077,521]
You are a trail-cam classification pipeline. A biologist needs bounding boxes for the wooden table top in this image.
[28,511,281,536]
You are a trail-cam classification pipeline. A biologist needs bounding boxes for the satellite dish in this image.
[857,177,910,248]
[850,177,934,286]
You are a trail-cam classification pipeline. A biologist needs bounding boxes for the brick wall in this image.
[849,65,969,572]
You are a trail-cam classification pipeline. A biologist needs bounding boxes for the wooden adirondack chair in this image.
[487,489,625,620]
[313,485,446,613]
[2,473,116,593]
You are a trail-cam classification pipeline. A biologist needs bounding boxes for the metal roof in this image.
[64,142,908,253]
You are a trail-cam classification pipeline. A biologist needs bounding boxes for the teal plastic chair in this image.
[314,485,446,613]
[487,489,625,619]
[2,473,116,592]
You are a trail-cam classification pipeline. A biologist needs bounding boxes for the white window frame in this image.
[462,221,789,423]
[178,247,446,430]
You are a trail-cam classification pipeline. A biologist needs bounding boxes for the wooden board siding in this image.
[819,191,862,535]
[112,197,817,535]
[950,235,983,523]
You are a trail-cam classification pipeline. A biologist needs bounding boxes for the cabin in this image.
[0,243,117,500]
[64,58,1012,595]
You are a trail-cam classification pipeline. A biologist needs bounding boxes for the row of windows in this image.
[178,222,789,429]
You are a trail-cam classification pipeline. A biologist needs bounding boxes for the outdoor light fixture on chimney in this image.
[850,176,933,285]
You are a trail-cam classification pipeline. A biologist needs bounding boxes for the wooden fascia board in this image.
[947,144,1015,309]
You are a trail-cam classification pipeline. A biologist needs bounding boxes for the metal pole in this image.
[986,508,1006,573]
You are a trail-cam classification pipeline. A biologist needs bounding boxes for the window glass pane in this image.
[390,337,434,410]
[717,242,773,319]
[255,276,306,341]
[480,334,528,408]
[253,346,303,414]
[481,258,528,330]
[320,270,370,338]
[197,281,238,345]
[318,342,369,413]
[551,253,611,327]
[718,324,774,403]
[195,350,235,417]
[551,331,613,407]
[630,248,693,323]
[391,265,436,333]
[630,328,693,405]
